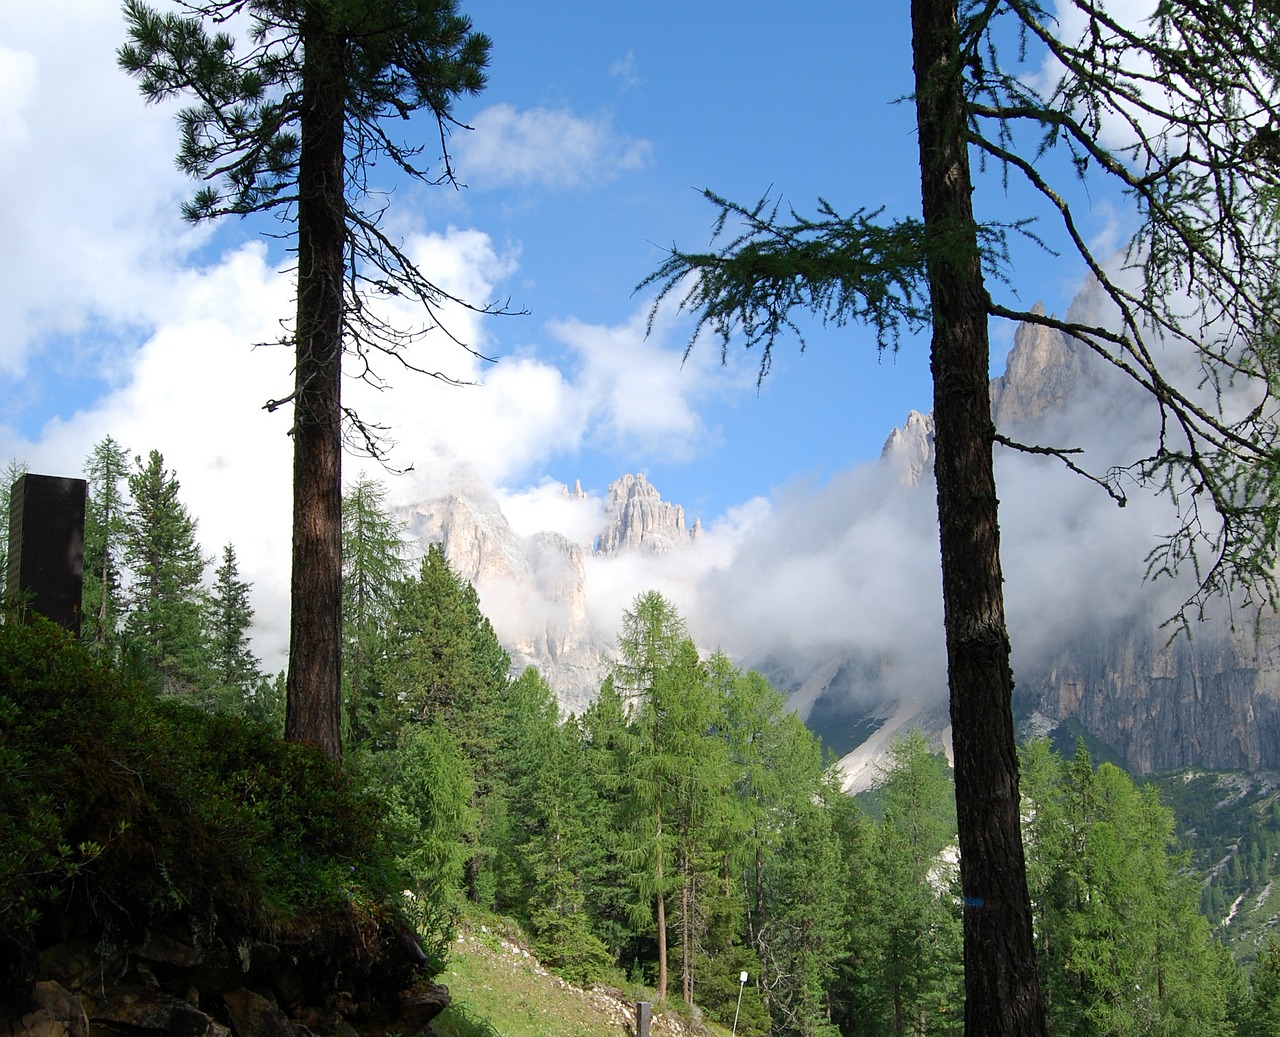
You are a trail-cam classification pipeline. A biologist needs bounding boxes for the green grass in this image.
[434,915,733,1037]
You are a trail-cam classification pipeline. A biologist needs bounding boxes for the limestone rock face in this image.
[595,474,701,555]
[399,474,613,714]
[401,474,531,589]
[989,301,1099,430]
[880,410,935,487]
[1016,613,1280,773]
[811,288,1280,780]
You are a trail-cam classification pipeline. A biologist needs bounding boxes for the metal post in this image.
[731,971,748,1037]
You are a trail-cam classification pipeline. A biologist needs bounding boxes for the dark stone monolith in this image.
[7,474,87,635]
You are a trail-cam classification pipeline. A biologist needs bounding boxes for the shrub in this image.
[0,619,412,1003]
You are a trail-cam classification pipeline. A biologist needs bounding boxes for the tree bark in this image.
[910,2,1048,1035]
[285,11,345,762]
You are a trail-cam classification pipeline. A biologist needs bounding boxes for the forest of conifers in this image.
[3,440,1280,1037]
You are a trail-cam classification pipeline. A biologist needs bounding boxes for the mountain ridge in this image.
[401,281,1280,787]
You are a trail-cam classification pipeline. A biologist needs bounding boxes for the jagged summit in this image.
[594,473,702,556]
[400,471,700,712]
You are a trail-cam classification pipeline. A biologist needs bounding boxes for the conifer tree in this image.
[578,676,642,961]
[82,437,130,651]
[122,450,209,693]
[1244,942,1280,1037]
[613,590,690,1000]
[643,5,1280,1031]
[120,0,499,761]
[500,669,612,984]
[377,544,510,900]
[1021,740,1236,1036]
[341,474,408,743]
[207,542,264,707]
[0,458,27,600]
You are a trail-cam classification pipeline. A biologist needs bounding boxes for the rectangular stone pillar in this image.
[7,474,87,635]
[635,1001,651,1037]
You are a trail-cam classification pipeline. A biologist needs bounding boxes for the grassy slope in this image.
[434,922,732,1037]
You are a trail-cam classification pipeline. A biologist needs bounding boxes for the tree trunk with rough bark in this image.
[285,13,345,762]
[910,1,1048,1034]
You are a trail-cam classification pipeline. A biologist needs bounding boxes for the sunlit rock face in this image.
[594,472,702,555]
[399,473,612,716]
[398,278,1280,781]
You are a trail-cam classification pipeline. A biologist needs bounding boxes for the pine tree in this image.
[207,542,263,709]
[120,0,497,761]
[122,450,209,693]
[342,474,409,744]
[0,458,27,603]
[82,437,131,651]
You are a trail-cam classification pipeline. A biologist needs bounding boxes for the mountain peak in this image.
[595,473,702,555]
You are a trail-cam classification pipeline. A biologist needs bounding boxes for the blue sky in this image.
[1,1,1146,671]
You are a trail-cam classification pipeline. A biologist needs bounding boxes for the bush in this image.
[0,619,413,1003]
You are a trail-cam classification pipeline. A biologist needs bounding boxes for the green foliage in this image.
[1243,941,1280,1037]
[0,619,413,1004]
[82,436,130,652]
[361,721,475,969]
[206,541,264,707]
[375,545,510,752]
[0,458,28,600]
[342,474,409,743]
[838,732,963,1037]
[1022,740,1236,1037]
[122,449,210,692]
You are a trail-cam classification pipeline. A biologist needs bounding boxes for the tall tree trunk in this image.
[910,2,1048,1035]
[656,805,668,1000]
[681,855,693,1005]
[285,12,345,761]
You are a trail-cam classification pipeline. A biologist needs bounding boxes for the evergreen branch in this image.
[993,433,1128,506]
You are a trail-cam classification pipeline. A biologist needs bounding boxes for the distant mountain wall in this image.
[398,281,1280,781]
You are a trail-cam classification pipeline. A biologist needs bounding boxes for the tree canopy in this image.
[120,0,500,759]
[641,3,1280,1034]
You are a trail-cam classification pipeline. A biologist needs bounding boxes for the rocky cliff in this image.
[400,474,611,714]
[400,470,702,713]
[846,287,1280,778]
[398,283,1280,781]
[593,473,702,555]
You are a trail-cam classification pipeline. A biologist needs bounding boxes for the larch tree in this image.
[123,449,210,692]
[82,437,131,652]
[207,541,264,705]
[119,0,500,760]
[641,3,1280,1033]
[613,590,691,1001]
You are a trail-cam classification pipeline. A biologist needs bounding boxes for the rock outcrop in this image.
[399,473,612,714]
[594,473,702,556]
[1,920,447,1037]
[1016,613,1280,773]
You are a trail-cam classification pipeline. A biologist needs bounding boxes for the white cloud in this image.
[0,2,205,384]
[453,103,652,190]
[609,51,643,90]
